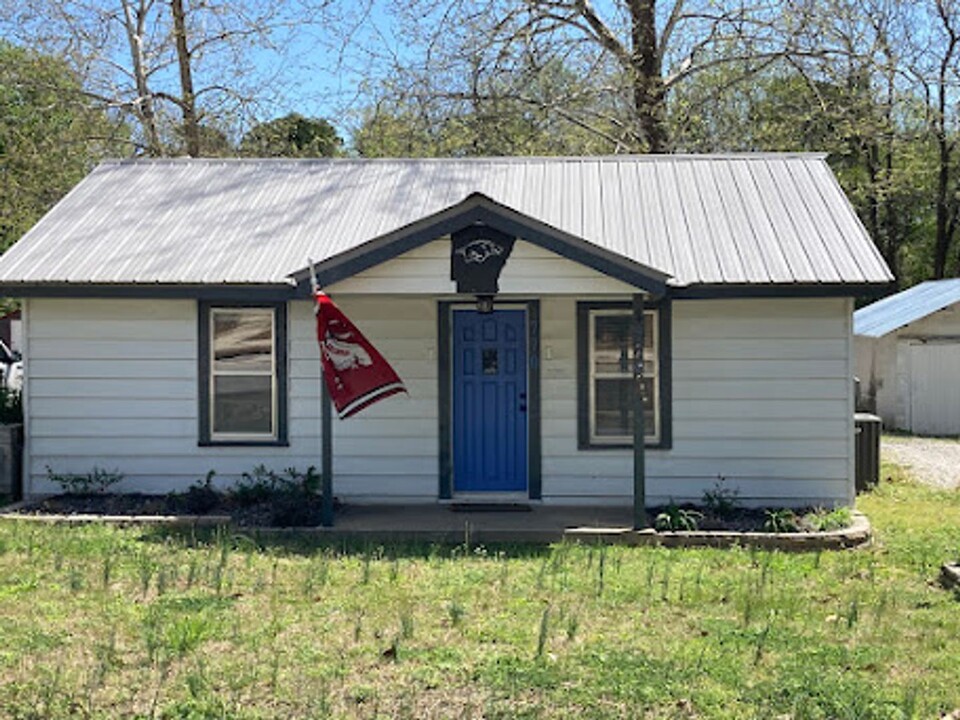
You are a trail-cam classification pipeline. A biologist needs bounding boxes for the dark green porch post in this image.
[321,378,334,527]
[632,294,647,529]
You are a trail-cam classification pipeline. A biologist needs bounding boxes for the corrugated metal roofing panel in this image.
[853,279,960,337]
[726,161,792,282]
[0,155,894,288]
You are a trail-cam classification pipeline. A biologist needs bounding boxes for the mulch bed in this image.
[9,493,338,528]
[645,504,847,533]
[4,495,853,534]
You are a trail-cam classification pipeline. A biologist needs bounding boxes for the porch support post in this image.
[632,294,647,529]
[321,378,334,527]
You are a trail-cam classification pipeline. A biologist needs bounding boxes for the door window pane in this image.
[482,348,499,375]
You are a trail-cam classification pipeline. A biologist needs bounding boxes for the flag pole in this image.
[310,258,334,528]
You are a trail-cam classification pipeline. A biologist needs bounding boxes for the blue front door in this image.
[452,309,528,493]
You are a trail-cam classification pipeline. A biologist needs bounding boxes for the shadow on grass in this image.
[135,524,556,560]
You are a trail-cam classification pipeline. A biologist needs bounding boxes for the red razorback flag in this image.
[315,291,406,419]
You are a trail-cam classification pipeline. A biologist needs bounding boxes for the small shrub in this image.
[763,508,800,533]
[177,471,221,514]
[46,466,124,495]
[228,464,324,526]
[655,504,702,531]
[229,465,282,507]
[286,465,320,495]
[701,475,740,518]
[803,506,853,532]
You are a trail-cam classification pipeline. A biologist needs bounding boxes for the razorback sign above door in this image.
[450,225,516,294]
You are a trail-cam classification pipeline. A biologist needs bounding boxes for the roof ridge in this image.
[96,152,829,167]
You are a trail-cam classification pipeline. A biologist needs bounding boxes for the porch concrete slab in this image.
[306,504,635,543]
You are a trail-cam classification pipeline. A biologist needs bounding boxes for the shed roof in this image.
[853,279,960,337]
[0,155,892,290]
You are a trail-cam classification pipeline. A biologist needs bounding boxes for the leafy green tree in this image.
[239,114,343,158]
[0,42,121,253]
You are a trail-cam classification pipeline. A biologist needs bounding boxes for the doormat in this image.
[449,503,532,513]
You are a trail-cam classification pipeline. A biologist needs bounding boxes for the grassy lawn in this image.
[0,471,958,719]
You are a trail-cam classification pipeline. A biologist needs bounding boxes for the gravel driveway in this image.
[882,435,960,490]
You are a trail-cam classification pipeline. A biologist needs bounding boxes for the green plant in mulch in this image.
[174,470,221,515]
[46,466,125,495]
[701,475,740,519]
[802,506,853,532]
[654,504,703,531]
[762,508,800,533]
[167,465,327,526]
[228,464,323,527]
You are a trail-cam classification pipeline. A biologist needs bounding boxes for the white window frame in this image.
[209,306,278,442]
[587,308,660,446]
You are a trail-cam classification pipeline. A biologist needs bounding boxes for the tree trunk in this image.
[628,0,669,152]
[121,0,162,156]
[171,0,201,157]
[934,134,953,279]
[881,144,900,284]
[932,11,957,278]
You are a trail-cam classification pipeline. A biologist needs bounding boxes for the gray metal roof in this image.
[0,155,893,288]
[854,279,960,337]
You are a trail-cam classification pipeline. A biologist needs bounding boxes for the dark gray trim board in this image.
[437,302,453,500]
[438,299,542,500]
[668,282,894,299]
[1,283,297,300]
[527,300,542,500]
[198,300,289,447]
[577,299,672,451]
[0,280,892,303]
[632,294,646,528]
[289,193,670,297]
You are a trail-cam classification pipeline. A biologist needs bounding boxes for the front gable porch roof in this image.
[287,192,671,296]
[0,155,893,294]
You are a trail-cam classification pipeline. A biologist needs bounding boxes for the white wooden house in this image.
[854,279,960,435]
[0,155,892,511]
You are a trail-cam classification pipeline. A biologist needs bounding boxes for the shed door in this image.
[908,342,960,435]
[452,309,528,493]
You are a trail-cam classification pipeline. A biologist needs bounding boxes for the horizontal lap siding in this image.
[329,239,638,295]
[26,294,853,506]
[26,297,439,499]
[541,296,853,506]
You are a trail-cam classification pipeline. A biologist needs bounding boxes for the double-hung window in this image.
[199,302,288,445]
[577,301,670,449]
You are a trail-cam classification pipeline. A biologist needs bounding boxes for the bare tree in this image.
[0,0,336,156]
[359,0,817,152]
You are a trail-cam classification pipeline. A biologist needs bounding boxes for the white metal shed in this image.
[854,279,960,435]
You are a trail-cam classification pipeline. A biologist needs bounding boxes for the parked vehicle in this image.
[0,340,22,391]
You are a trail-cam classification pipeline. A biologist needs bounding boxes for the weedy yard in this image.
[0,469,958,719]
